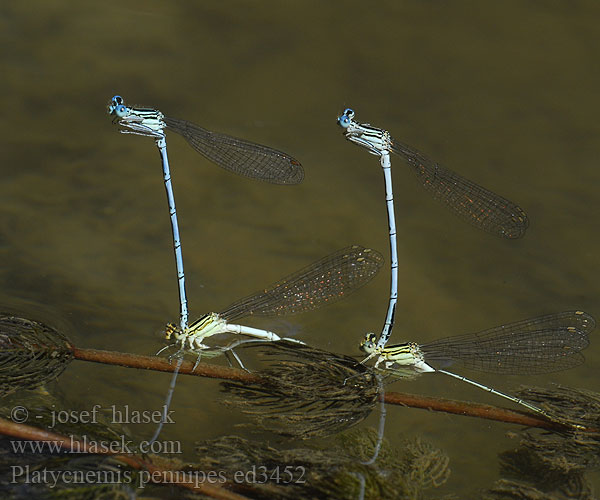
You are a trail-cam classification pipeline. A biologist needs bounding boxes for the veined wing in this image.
[219,245,384,322]
[420,311,594,374]
[165,116,304,185]
[391,138,528,239]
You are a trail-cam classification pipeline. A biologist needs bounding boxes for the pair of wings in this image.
[419,311,595,374]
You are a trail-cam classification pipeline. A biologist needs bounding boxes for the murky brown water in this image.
[2,0,600,497]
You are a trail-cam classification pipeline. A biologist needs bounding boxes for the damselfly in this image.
[337,108,530,350]
[166,245,383,350]
[337,108,528,239]
[108,95,191,330]
[360,311,594,420]
[108,95,303,185]
[107,95,304,331]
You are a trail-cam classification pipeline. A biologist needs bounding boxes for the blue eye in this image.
[343,108,355,119]
[337,115,351,128]
[108,96,127,116]
[114,104,128,118]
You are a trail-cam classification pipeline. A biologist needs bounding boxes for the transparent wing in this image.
[219,245,384,321]
[165,116,304,185]
[420,311,594,374]
[391,138,528,239]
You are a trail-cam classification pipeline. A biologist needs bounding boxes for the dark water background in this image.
[1,1,599,496]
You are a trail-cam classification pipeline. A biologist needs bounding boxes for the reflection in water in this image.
[0,314,73,396]
[488,386,600,499]
[222,341,379,439]
[193,431,450,499]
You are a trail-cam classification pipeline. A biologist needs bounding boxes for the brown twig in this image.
[71,347,261,383]
[70,346,582,431]
[383,391,563,430]
[0,416,249,500]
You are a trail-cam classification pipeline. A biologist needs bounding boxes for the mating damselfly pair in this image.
[108,96,382,358]
[337,108,594,424]
[108,96,594,425]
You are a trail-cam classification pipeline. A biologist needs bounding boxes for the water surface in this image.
[2,1,599,496]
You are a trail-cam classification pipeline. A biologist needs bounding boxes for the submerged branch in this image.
[0,312,590,432]
[0,416,250,500]
[78,345,578,431]
[383,391,563,430]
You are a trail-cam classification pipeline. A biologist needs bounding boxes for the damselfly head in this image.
[337,108,355,129]
[359,332,378,354]
[107,95,129,118]
[114,104,129,118]
[337,115,351,128]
